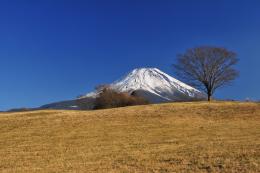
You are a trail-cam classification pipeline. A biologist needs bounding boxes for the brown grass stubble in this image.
[0,101,259,172]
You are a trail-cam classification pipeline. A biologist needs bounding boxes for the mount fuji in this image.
[82,68,205,102]
[40,68,206,110]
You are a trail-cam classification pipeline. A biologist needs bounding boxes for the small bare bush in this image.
[94,86,148,109]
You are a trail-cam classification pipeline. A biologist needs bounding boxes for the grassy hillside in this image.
[0,102,259,172]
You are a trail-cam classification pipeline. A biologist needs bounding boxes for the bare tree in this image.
[173,46,239,101]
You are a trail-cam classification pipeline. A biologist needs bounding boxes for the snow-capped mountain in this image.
[40,68,205,110]
[82,68,205,103]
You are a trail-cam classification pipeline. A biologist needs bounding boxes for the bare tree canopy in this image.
[173,46,239,101]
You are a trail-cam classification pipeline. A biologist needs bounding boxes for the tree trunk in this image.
[207,90,212,102]
[207,95,211,101]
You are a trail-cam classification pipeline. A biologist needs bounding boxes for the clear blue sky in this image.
[0,0,259,110]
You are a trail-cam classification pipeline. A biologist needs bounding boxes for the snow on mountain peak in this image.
[83,67,205,102]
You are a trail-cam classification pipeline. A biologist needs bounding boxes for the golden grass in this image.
[0,101,259,172]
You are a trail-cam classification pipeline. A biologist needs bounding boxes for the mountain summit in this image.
[83,68,205,103]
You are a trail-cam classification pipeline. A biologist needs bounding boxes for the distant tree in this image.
[173,46,239,101]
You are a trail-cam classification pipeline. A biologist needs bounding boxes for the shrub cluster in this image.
[94,87,148,109]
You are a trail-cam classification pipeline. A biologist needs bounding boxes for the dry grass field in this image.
[0,102,259,173]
